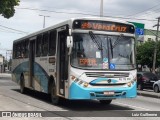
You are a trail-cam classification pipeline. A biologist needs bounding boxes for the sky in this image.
[0,0,160,58]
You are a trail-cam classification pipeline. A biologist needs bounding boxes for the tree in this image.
[0,0,20,18]
[136,40,160,72]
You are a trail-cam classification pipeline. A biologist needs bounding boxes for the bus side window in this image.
[17,43,21,58]
[42,33,49,56]
[13,43,16,59]
[49,30,57,56]
[36,35,42,57]
[21,41,25,58]
[25,39,29,58]
[15,43,18,58]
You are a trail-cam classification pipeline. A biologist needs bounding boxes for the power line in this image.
[0,30,26,34]
[15,7,157,21]
[126,2,160,17]
[16,7,98,16]
[0,24,28,34]
[0,27,26,34]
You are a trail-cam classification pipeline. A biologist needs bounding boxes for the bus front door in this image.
[29,38,36,88]
[57,27,68,96]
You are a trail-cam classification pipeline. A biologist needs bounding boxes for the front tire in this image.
[99,100,112,105]
[154,85,159,93]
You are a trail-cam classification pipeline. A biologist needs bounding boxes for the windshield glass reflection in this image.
[71,33,135,70]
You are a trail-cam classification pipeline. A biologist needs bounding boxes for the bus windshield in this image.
[71,33,136,70]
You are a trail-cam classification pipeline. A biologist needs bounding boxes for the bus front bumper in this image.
[69,82,137,100]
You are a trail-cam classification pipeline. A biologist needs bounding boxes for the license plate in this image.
[104,91,115,95]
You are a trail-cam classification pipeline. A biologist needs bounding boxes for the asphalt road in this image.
[0,74,160,120]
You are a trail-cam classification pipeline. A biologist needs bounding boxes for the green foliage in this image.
[136,40,160,70]
[0,0,20,18]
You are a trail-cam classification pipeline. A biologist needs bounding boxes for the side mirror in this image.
[66,36,73,55]
[67,36,73,48]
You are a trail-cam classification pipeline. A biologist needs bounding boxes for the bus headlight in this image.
[70,75,79,82]
[70,75,88,87]
[127,82,132,87]
[83,82,89,87]
[71,75,76,80]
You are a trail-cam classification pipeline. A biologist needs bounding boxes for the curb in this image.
[137,91,160,99]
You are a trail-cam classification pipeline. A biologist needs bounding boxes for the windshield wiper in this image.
[109,38,113,58]
[112,34,124,48]
[89,31,103,50]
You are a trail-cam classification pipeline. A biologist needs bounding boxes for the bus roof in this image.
[13,17,134,43]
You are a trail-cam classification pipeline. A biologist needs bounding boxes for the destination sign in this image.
[73,20,135,34]
[79,58,97,66]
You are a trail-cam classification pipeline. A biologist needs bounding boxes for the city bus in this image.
[12,17,137,105]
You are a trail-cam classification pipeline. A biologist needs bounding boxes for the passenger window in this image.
[36,35,42,57]
[17,43,21,58]
[49,30,57,56]
[15,43,18,58]
[42,33,49,56]
[24,40,29,58]
[13,43,16,59]
[21,42,25,58]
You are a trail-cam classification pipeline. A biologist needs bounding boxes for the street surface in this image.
[0,73,160,120]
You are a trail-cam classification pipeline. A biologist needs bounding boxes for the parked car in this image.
[137,72,158,90]
[153,80,160,93]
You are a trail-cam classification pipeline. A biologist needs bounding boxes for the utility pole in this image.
[152,17,160,73]
[100,0,103,17]
[39,15,50,28]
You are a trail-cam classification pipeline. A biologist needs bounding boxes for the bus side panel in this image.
[12,60,49,93]
[12,60,29,86]
[33,62,49,93]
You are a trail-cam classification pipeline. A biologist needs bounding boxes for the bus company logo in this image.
[2,112,11,117]
[107,79,112,84]
[1,112,42,118]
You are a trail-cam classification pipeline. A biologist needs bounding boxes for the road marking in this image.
[114,102,150,111]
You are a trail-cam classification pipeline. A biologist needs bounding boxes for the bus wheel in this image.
[20,75,27,94]
[51,85,60,105]
[99,100,112,105]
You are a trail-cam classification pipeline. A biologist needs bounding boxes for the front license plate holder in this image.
[104,91,115,96]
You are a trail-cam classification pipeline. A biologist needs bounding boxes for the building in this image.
[0,54,5,73]
[143,29,160,42]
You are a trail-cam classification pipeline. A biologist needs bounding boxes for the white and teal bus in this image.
[12,17,137,105]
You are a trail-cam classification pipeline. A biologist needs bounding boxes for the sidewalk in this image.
[137,89,160,99]
[0,73,11,78]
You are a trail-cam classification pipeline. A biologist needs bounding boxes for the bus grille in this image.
[85,72,129,78]
[89,83,126,86]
